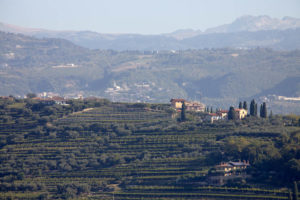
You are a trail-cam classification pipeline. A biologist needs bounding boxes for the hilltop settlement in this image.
[170,98,265,123]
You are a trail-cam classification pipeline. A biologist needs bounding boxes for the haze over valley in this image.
[1,15,300,114]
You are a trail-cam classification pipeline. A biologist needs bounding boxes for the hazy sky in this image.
[1,0,300,34]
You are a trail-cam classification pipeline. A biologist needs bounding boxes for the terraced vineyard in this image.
[0,97,299,199]
[57,103,171,125]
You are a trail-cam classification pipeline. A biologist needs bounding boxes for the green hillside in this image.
[1,31,300,113]
[0,97,299,199]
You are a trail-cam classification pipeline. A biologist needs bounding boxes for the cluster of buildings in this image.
[215,161,250,176]
[170,98,206,112]
[32,96,67,105]
[205,108,248,123]
[170,98,248,123]
[208,161,250,185]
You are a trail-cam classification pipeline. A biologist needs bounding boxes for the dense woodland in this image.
[0,97,299,199]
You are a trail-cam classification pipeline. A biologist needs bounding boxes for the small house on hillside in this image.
[216,161,250,175]
[32,96,67,105]
[216,110,228,118]
[208,160,251,185]
[170,99,205,112]
[205,113,223,123]
[185,101,205,112]
[205,110,229,123]
[234,108,247,119]
[170,99,185,109]
[51,96,67,105]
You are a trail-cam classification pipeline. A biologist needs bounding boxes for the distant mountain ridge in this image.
[1,15,300,50]
[205,15,300,33]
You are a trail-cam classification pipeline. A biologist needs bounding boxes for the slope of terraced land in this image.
[0,98,298,199]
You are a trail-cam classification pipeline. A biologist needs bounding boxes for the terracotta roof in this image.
[234,108,246,111]
[217,161,250,168]
[217,163,233,167]
[51,96,65,101]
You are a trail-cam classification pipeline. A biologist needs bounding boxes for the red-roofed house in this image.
[205,113,223,123]
[170,99,205,112]
[185,101,205,112]
[216,110,228,118]
[170,99,186,109]
[234,108,247,119]
[51,96,67,105]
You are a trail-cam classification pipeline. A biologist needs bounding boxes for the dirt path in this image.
[71,107,94,115]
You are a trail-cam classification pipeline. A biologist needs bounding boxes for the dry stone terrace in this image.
[0,97,299,199]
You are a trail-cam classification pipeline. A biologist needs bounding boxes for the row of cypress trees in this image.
[249,99,267,118]
[228,99,268,120]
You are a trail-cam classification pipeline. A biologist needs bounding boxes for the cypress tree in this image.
[261,102,267,118]
[243,101,248,110]
[210,107,213,113]
[260,104,263,117]
[293,181,298,200]
[239,102,243,109]
[254,103,258,116]
[181,101,186,121]
[228,106,236,120]
[250,99,256,116]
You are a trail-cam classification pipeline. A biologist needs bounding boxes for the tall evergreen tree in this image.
[228,106,236,120]
[293,181,298,200]
[206,107,209,113]
[180,101,186,122]
[210,107,213,113]
[254,103,258,116]
[260,104,263,117]
[243,101,248,110]
[250,99,256,116]
[261,102,267,118]
[239,102,243,109]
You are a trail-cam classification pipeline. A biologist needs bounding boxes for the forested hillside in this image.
[0,97,299,199]
[1,31,300,113]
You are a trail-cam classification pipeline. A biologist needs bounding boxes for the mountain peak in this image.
[205,15,300,34]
